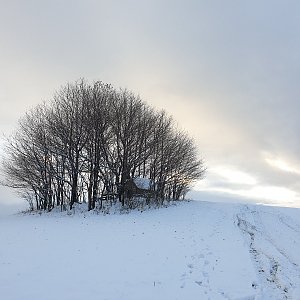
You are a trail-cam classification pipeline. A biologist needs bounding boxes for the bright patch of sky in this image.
[1,0,300,207]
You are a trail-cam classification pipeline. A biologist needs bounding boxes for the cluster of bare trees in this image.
[1,80,205,211]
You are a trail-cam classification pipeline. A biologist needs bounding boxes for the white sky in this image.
[1,0,300,208]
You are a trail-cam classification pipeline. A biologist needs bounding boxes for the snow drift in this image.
[0,200,299,300]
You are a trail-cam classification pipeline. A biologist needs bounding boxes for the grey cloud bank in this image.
[1,0,300,208]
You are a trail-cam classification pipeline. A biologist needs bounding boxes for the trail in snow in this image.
[0,200,300,300]
[237,204,300,300]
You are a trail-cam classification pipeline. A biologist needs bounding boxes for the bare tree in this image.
[1,79,206,212]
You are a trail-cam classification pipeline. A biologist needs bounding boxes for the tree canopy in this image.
[1,80,205,212]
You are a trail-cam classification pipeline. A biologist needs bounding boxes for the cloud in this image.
[209,167,257,186]
[265,156,300,175]
[1,1,300,207]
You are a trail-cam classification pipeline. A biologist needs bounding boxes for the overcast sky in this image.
[1,0,300,209]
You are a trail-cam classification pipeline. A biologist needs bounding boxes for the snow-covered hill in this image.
[0,200,300,300]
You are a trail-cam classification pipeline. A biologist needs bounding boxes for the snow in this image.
[237,204,300,299]
[0,200,300,299]
[133,177,151,189]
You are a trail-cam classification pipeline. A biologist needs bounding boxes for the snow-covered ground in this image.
[0,200,300,300]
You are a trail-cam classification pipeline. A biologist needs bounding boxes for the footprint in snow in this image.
[187,263,194,273]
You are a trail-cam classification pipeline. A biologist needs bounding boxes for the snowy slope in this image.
[0,200,299,300]
[237,204,300,299]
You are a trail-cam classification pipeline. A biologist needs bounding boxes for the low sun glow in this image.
[265,155,300,175]
[193,164,299,205]
[211,166,257,185]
